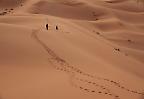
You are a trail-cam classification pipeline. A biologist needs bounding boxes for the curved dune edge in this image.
[0,0,144,99]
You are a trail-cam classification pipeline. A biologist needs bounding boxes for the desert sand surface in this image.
[0,0,144,99]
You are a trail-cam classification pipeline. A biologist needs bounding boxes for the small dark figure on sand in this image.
[46,24,49,30]
[114,48,120,52]
[56,25,58,30]
[128,39,132,42]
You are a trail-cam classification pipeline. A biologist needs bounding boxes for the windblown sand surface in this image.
[0,0,144,99]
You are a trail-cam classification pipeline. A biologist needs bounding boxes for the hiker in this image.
[56,25,58,30]
[46,24,49,30]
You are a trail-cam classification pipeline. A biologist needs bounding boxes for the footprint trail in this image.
[31,28,144,99]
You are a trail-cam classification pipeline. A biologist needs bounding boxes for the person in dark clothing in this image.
[56,25,58,30]
[46,24,49,30]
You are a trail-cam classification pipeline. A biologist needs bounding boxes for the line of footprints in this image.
[0,8,14,15]
[32,29,144,99]
[0,2,24,16]
[55,67,119,98]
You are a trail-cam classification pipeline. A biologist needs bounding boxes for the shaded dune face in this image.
[0,0,25,8]
[105,0,144,12]
[29,1,109,21]
[104,32,144,51]
[94,20,125,32]
[104,0,126,3]
[56,0,85,6]
[113,11,144,24]
[105,0,144,4]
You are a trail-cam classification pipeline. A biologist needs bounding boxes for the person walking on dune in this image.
[56,25,58,30]
[46,24,49,30]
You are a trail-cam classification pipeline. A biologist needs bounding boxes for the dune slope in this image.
[0,0,144,99]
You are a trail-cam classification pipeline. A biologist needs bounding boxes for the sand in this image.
[0,0,144,99]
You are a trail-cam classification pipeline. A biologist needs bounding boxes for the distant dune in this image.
[29,0,110,21]
[0,0,25,8]
[0,0,144,99]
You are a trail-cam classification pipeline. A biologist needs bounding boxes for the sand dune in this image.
[0,0,144,99]
[0,0,25,8]
[29,0,110,21]
[104,0,144,12]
